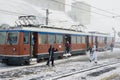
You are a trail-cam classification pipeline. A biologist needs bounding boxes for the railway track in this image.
[48,59,120,80]
[0,51,120,80]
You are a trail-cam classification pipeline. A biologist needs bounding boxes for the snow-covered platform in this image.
[0,48,120,80]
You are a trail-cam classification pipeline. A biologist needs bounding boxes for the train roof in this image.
[0,25,112,37]
[0,25,91,35]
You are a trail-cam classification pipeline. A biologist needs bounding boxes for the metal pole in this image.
[112,28,116,42]
[30,32,33,58]
[46,9,49,25]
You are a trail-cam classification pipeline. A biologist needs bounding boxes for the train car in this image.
[89,32,113,51]
[0,24,113,65]
[0,25,92,65]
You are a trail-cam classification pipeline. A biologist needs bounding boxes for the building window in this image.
[0,32,6,44]
[56,35,63,43]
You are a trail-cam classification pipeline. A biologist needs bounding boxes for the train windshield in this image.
[7,32,19,45]
[0,32,6,44]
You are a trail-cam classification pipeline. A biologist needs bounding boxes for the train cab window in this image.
[48,34,55,44]
[56,35,63,43]
[0,32,6,44]
[82,36,86,44]
[39,34,47,44]
[7,32,18,45]
[71,36,76,44]
[24,32,29,44]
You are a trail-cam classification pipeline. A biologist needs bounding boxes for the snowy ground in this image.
[0,48,120,80]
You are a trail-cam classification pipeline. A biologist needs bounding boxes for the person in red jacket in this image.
[65,41,71,56]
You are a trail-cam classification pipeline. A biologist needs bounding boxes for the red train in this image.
[0,25,113,65]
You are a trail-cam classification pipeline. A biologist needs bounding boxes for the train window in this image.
[107,37,112,42]
[98,37,103,43]
[0,32,6,44]
[71,36,76,44]
[48,34,55,44]
[7,32,18,45]
[56,35,63,43]
[77,36,81,44]
[101,37,103,42]
[24,32,29,44]
[89,36,92,43]
[93,37,96,43]
[97,37,100,42]
[82,36,85,44]
[104,37,107,44]
[39,34,47,44]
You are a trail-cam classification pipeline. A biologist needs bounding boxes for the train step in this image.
[29,58,37,65]
[63,53,71,57]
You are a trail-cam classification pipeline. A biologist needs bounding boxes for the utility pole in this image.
[46,9,49,25]
[112,27,116,42]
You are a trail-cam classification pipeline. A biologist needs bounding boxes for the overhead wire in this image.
[72,0,120,16]
[0,1,116,18]
[50,0,116,18]
[0,9,29,16]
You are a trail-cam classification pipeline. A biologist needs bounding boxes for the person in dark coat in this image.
[110,42,114,52]
[46,45,57,67]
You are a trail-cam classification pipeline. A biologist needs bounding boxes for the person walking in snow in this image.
[110,42,114,52]
[46,44,57,67]
[89,44,97,63]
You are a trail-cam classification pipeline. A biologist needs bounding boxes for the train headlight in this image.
[59,45,62,48]
[13,48,16,51]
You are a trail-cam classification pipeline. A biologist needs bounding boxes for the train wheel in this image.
[37,59,41,63]
[25,60,30,65]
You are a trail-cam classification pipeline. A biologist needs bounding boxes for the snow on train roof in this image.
[0,25,112,37]
[89,31,112,37]
[0,25,91,36]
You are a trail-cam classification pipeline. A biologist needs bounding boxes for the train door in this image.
[95,36,98,49]
[0,32,6,55]
[29,32,38,58]
[104,37,107,49]
[86,35,89,49]
[104,37,107,45]
[23,32,30,57]
[63,34,71,52]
